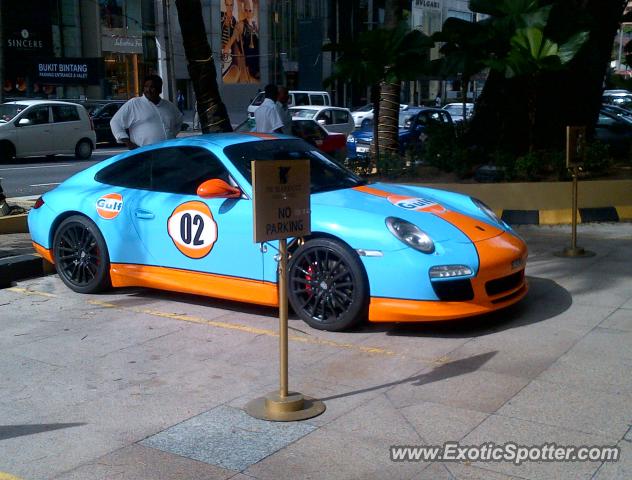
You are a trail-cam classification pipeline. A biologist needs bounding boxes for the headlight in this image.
[385,217,434,253]
[472,197,501,224]
[347,135,356,143]
[429,265,472,278]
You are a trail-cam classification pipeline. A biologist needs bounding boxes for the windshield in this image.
[354,104,373,113]
[290,109,317,119]
[251,92,265,107]
[0,104,28,122]
[224,139,365,194]
[398,111,419,128]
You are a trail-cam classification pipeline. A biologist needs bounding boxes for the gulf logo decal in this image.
[387,195,445,214]
[167,201,218,259]
[96,193,123,219]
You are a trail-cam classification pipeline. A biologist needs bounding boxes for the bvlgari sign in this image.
[414,0,442,10]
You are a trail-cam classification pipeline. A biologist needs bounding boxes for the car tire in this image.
[53,215,111,294]
[75,139,93,160]
[0,141,16,161]
[361,118,371,129]
[288,238,368,331]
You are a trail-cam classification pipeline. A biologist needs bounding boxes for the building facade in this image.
[2,0,158,101]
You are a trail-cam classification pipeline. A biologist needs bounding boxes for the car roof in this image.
[2,99,83,106]
[289,105,348,111]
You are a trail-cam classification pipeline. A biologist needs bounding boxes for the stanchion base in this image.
[245,391,326,422]
[554,247,596,258]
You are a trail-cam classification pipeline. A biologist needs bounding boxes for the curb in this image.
[0,213,28,234]
[0,253,55,288]
[500,206,631,225]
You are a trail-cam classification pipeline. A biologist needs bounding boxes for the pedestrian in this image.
[110,75,183,149]
[434,93,442,107]
[276,85,292,135]
[177,90,185,113]
[254,84,284,133]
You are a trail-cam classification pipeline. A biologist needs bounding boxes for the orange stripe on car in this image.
[110,264,279,307]
[32,242,54,264]
[243,132,278,140]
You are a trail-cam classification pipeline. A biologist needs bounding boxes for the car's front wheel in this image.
[288,238,368,331]
[75,139,93,160]
[53,215,110,294]
[0,141,16,161]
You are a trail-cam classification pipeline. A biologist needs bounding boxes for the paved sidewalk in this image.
[0,224,631,479]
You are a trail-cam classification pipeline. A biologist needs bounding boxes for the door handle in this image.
[134,209,155,219]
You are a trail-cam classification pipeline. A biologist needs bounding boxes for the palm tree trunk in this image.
[377,80,401,157]
[175,0,232,133]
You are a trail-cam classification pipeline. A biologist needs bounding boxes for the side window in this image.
[95,151,153,190]
[150,146,231,195]
[52,105,80,123]
[310,94,325,106]
[294,93,309,106]
[24,106,50,125]
[333,110,349,124]
[103,104,119,117]
[316,110,333,125]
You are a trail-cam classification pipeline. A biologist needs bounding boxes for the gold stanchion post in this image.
[555,127,595,258]
[246,160,326,421]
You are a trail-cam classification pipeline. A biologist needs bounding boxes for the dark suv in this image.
[82,100,126,144]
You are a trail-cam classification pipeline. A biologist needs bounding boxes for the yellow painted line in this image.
[8,287,58,298]
[0,472,25,480]
[88,299,398,357]
[6,287,447,364]
[616,205,632,221]
[539,209,574,225]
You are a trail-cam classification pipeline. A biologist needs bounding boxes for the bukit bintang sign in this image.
[35,58,101,85]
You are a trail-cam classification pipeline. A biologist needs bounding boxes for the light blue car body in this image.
[28,134,517,303]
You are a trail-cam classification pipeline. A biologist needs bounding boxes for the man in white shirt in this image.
[110,75,183,149]
[255,84,284,133]
[276,86,292,135]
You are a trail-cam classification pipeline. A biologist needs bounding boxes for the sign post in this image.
[246,159,325,421]
[555,126,595,258]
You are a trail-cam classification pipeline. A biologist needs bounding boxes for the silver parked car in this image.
[0,100,96,161]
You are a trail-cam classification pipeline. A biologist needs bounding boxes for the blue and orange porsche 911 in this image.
[28,133,528,331]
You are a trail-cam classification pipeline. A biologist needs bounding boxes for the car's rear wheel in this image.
[75,139,93,160]
[288,238,368,331]
[53,215,110,294]
[361,118,371,129]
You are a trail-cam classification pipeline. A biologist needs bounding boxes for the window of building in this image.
[100,0,125,29]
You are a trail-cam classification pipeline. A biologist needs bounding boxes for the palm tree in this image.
[174,0,232,133]
[324,25,432,164]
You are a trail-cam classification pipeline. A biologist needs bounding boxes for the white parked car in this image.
[442,102,475,123]
[289,105,355,136]
[0,100,96,161]
[247,90,331,118]
[351,103,408,129]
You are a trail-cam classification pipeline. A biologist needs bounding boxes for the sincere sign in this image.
[252,160,311,243]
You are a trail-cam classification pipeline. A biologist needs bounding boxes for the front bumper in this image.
[367,232,528,322]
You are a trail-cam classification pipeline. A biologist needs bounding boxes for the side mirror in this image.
[18,118,32,127]
[197,179,241,199]
[317,119,326,126]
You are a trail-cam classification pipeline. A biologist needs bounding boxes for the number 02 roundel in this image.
[168,201,218,259]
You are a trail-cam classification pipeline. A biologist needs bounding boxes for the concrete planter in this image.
[0,213,29,235]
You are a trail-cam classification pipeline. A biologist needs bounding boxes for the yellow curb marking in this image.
[5,287,400,358]
[616,205,632,221]
[0,472,25,480]
[87,299,397,357]
[5,287,452,365]
[8,287,57,298]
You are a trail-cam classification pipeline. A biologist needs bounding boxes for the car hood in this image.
[311,182,508,247]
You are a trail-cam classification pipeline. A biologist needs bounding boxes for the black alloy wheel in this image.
[53,215,110,294]
[288,238,368,331]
